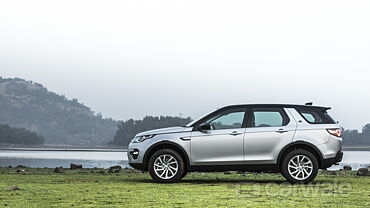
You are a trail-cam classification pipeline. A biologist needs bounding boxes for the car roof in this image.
[187,103,332,127]
[221,104,331,110]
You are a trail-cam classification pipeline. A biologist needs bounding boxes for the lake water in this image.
[0,149,369,170]
[0,150,129,169]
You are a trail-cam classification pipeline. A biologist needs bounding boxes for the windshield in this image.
[185,108,219,127]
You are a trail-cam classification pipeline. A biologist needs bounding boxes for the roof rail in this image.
[305,102,313,106]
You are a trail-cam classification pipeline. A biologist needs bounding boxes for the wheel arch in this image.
[143,141,190,171]
[277,141,324,170]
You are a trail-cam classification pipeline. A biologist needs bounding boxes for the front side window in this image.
[251,108,288,127]
[207,109,246,130]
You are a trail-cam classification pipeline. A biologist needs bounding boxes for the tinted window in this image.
[207,109,246,130]
[297,108,335,124]
[301,112,321,123]
[251,108,288,127]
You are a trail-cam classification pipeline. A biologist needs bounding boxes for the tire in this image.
[180,170,188,179]
[281,149,319,184]
[148,149,185,183]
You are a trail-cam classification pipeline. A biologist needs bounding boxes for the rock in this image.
[236,171,244,174]
[54,167,64,173]
[70,163,82,170]
[16,169,25,173]
[223,171,232,174]
[357,168,370,176]
[108,165,122,173]
[6,186,21,191]
[110,165,122,169]
[343,165,352,171]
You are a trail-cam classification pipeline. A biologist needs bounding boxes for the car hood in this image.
[136,126,191,137]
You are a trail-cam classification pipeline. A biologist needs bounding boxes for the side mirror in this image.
[198,123,211,132]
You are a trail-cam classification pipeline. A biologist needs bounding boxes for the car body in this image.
[128,104,343,183]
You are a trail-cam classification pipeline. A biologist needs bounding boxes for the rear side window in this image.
[250,108,289,127]
[296,108,336,124]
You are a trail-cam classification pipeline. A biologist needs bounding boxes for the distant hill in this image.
[0,77,117,146]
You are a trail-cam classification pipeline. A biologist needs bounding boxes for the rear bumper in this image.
[321,151,343,169]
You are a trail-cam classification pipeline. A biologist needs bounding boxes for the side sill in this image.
[189,164,279,173]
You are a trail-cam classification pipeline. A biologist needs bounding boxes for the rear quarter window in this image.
[296,107,336,124]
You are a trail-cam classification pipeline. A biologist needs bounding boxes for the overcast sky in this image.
[1,0,369,130]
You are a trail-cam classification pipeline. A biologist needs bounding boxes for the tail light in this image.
[327,128,341,137]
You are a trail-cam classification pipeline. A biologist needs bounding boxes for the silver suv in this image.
[128,104,343,183]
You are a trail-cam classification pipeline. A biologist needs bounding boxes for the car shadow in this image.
[123,178,333,185]
[180,179,286,184]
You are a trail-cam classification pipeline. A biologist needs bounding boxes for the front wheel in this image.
[281,149,319,184]
[148,149,185,183]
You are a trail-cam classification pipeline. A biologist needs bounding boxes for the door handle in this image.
[229,131,242,136]
[276,129,288,133]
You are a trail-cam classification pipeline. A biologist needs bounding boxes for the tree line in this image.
[109,116,192,146]
[342,124,370,146]
[0,124,44,145]
[1,114,369,147]
[110,116,370,147]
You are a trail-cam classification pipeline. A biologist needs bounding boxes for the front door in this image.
[190,108,247,165]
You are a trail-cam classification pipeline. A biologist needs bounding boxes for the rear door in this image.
[244,107,297,164]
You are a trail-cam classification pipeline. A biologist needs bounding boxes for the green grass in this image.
[0,168,369,207]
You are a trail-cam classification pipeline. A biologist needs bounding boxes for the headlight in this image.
[132,134,155,143]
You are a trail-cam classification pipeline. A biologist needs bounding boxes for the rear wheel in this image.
[281,149,319,184]
[148,149,185,183]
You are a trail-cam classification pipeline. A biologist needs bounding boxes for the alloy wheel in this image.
[287,155,313,180]
[153,154,179,179]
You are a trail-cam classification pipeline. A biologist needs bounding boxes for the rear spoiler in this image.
[321,107,331,112]
[304,102,331,111]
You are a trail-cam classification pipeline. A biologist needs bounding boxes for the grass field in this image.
[0,168,369,207]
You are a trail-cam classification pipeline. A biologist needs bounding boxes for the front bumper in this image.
[321,151,343,169]
[129,162,144,170]
[127,142,147,164]
[128,148,145,170]
[128,141,149,170]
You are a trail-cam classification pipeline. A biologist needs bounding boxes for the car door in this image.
[190,108,248,165]
[244,107,297,164]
